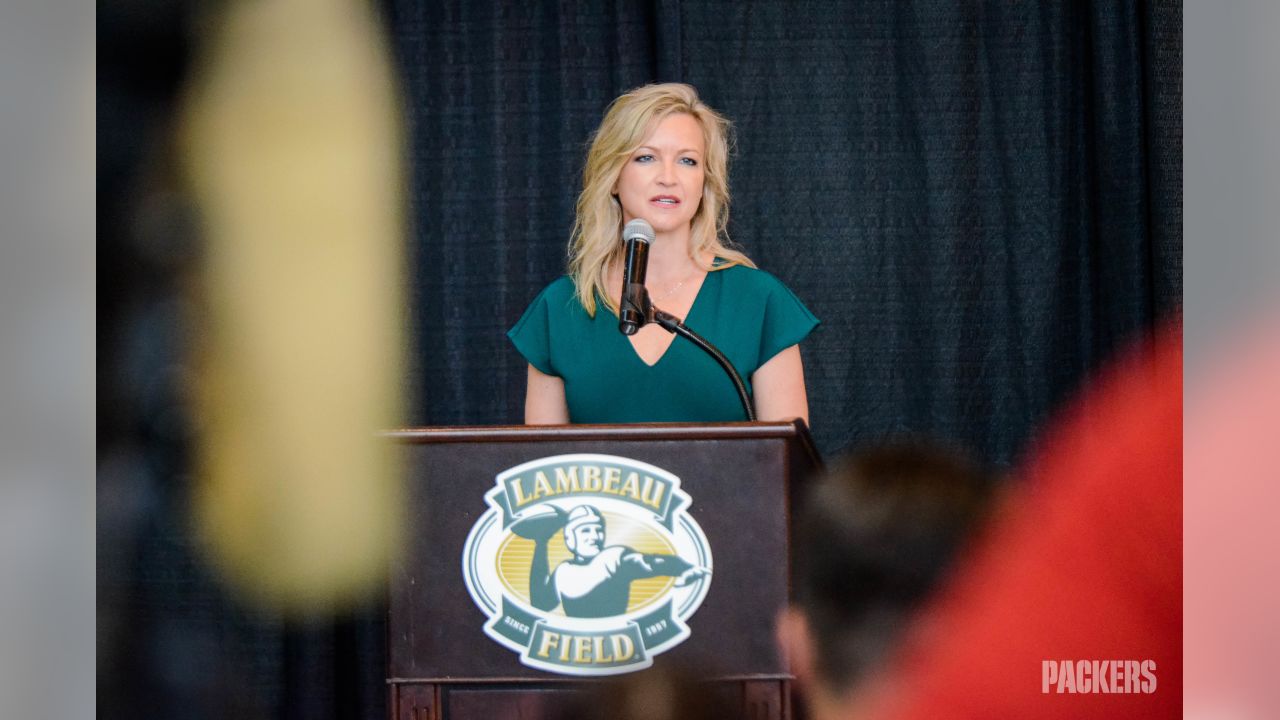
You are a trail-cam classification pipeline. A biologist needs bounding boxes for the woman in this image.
[509,83,818,424]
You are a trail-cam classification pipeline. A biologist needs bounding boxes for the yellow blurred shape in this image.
[180,0,406,613]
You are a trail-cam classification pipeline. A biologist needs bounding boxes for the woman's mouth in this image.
[650,195,680,208]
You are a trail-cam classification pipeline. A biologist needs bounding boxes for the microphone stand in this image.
[628,287,756,422]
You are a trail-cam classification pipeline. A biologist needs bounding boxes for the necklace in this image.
[651,271,699,303]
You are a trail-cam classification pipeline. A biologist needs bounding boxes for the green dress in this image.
[508,264,819,423]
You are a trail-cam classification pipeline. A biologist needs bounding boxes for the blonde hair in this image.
[568,83,755,316]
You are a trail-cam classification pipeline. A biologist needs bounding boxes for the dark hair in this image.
[792,441,997,692]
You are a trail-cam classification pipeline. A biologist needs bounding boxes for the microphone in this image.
[618,218,655,335]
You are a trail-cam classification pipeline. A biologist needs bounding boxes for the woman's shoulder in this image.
[711,261,791,292]
[524,275,604,323]
[711,260,819,340]
[528,275,577,304]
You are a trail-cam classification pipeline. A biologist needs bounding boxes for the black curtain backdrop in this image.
[391,0,1181,465]
[98,2,1180,719]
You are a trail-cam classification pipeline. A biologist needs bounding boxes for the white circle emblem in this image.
[461,453,713,676]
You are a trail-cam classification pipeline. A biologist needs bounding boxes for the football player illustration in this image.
[519,504,710,618]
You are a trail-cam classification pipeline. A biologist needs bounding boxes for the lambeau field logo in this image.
[462,454,713,676]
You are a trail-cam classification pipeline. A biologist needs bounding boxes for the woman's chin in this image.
[647,218,693,236]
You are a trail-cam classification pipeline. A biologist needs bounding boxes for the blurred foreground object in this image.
[546,660,735,720]
[180,0,406,612]
[776,443,996,720]
[1185,313,1280,718]
[868,321,1182,719]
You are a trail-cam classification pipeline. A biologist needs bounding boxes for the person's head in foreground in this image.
[776,441,997,720]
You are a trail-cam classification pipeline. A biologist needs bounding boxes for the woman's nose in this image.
[656,159,679,184]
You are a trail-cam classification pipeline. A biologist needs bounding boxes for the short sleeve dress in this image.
[508,264,819,423]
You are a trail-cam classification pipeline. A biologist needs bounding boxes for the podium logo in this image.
[461,454,713,676]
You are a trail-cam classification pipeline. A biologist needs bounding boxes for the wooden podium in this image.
[386,421,821,720]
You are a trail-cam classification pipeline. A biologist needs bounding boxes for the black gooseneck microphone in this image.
[613,217,756,420]
[618,218,655,336]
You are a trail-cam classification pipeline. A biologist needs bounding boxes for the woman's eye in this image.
[679,157,699,167]
[634,154,654,163]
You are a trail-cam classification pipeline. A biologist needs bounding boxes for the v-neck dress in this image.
[508,264,819,423]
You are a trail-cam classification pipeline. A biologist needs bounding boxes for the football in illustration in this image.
[510,505,568,540]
